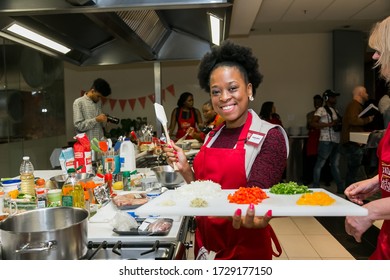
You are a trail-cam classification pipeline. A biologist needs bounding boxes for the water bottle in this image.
[119,140,136,172]
[19,156,35,197]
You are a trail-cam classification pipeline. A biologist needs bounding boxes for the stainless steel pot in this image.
[0,207,88,260]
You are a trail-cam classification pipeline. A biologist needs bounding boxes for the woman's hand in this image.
[232,204,272,229]
[344,175,380,205]
[163,140,195,182]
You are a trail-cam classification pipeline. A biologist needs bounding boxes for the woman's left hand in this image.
[232,204,272,229]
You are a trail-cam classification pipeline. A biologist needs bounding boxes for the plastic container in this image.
[19,156,35,197]
[47,189,62,207]
[62,168,85,208]
[119,140,136,172]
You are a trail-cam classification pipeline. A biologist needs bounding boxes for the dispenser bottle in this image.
[19,156,35,197]
[119,140,136,172]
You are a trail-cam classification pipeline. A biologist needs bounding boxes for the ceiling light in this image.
[208,13,222,46]
[6,23,71,54]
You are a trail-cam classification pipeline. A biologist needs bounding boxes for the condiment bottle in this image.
[19,156,35,197]
[36,188,47,208]
[62,168,76,207]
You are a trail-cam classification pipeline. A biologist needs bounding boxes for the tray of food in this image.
[134,181,368,217]
[113,218,173,236]
[112,193,148,210]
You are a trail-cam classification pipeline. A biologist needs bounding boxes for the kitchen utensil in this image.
[151,165,184,187]
[0,207,88,259]
[154,103,177,170]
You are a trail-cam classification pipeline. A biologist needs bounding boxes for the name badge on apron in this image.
[247,130,265,147]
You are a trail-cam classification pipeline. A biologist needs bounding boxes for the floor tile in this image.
[305,234,354,258]
[291,217,329,235]
[276,234,320,259]
[270,217,302,234]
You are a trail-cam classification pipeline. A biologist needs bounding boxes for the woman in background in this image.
[168,92,203,140]
[187,100,224,142]
[345,16,390,260]
[259,101,283,126]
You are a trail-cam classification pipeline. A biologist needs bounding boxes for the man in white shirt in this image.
[310,89,344,193]
[73,78,112,141]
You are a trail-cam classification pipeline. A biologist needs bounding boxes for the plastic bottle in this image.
[119,140,136,172]
[62,168,85,208]
[19,156,35,197]
[62,168,75,207]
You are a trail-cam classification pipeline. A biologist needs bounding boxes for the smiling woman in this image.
[163,40,289,260]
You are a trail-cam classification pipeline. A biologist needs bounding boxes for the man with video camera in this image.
[73,78,113,141]
[310,89,344,193]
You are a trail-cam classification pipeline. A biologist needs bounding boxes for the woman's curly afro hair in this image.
[197,40,263,97]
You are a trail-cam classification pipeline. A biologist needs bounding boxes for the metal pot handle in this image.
[15,240,57,254]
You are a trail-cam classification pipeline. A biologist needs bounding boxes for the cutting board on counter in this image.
[135,188,368,217]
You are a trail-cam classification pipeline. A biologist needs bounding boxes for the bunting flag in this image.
[119,99,127,111]
[129,98,136,110]
[138,96,146,109]
[101,97,108,106]
[166,84,175,96]
[83,83,175,112]
[109,98,117,110]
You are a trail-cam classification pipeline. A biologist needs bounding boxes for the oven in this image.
[85,216,192,260]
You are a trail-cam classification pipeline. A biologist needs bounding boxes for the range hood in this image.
[0,0,232,66]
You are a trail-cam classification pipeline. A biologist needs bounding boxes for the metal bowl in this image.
[151,165,184,186]
[49,173,94,189]
[176,141,191,151]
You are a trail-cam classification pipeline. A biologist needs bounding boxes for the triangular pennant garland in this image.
[166,84,175,96]
[138,96,146,109]
[148,94,155,103]
[109,99,117,110]
[129,99,136,110]
[119,99,127,111]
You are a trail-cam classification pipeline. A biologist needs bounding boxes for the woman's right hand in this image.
[163,141,193,181]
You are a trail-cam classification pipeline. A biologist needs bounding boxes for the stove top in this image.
[83,240,177,260]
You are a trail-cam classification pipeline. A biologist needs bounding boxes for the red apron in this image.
[306,128,320,156]
[192,113,281,259]
[176,108,196,139]
[370,126,390,260]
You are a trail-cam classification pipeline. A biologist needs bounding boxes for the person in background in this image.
[310,90,344,193]
[168,92,203,140]
[259,101,283,126]
[302,94,324,185]
[345,16,390,260]
[73,78,112,141]
[378,89,390,128]
[341,86,374,188]
[164,40,289,259]
[186,100,224,142]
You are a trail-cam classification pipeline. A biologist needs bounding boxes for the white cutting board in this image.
[135,188,368,217]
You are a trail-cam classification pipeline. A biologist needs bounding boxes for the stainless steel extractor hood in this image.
[0,0,232,66]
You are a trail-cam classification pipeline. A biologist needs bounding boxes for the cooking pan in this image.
[0,207,88,260]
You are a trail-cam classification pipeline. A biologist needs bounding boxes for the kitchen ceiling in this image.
[0,0,388,66]
[0,0,232,66]
[230,0,390,36]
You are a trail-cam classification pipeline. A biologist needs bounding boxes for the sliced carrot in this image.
[227,187,268,204]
